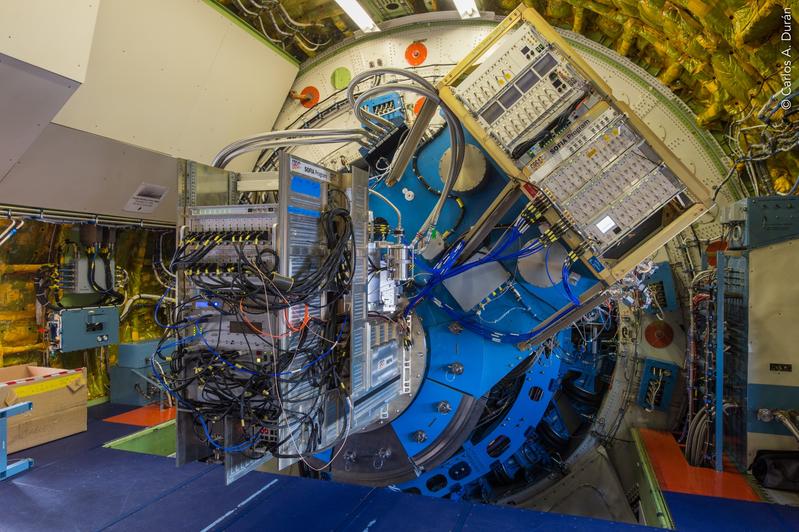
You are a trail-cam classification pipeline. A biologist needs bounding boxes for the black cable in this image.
[157,207,355,459]
[411,153,465,238]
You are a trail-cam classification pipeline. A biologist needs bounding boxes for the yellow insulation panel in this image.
[0,221,166,400]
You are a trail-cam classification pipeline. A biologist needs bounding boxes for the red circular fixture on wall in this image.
[405,41,428,66]
[645,320,674,348]
[413,97,427,115]
[296,86,320,108]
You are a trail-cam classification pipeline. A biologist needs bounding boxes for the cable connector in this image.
[271,272,294,291]
[567,250,579,264]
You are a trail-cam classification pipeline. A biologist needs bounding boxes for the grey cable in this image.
[368,189,402,231]
[346,69,465,244]
[214,135,366,169]
[212,128,371,168]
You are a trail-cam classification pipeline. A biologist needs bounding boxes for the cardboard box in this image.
[0,365,87,453]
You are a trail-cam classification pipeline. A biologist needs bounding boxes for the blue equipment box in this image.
[637,358,679,411]
[52,306,119,353]
[110,340,161,406]
[117,339,160,368]
[360,92,405,126]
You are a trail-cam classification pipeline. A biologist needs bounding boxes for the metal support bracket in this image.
[714,252,725,472]
[1,401,34,481]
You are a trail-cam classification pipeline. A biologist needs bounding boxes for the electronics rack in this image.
[346,165,426,437]
[274,152,341,470]
[437,6,712,298]
[172,156,421,484]
[174,157,349,483]
[175,160,273,483]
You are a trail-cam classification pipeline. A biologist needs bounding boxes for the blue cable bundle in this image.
[404,220,545,316]
[412,232,584,343]
[561,260,581,306]
[543,245,580,305]
[431,295,577,344]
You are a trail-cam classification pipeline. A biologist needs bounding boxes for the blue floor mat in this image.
[664,491,799,531]
[0,406,660,532]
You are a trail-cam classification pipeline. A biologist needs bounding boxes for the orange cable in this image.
[239,299,291,339]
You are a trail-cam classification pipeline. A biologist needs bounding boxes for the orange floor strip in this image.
[639,428,760,502]
[104,405,176,427]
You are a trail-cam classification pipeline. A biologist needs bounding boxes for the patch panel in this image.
[520,95,613,173]
[439,5,711,287]
[360,92,405,127]
[484,66,584,157]
[560,145,661,220]
[538,117,683,253]
[179,231,274,267]
[453,25,588,163]
[576,165,683,251]
[186,205,278,232]
[539,118,639,199]
[454,25,549,113]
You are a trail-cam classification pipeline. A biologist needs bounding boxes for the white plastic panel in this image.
[54,0,299,172]
[274,22,496,131]
[0,54,79,183]
[0,0,98,83]
[0,124,178,223]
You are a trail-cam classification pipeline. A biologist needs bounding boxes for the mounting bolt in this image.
[343,449,357,472]
[437,401,452,415]
[412,430,428,443]
[448,362,464,375]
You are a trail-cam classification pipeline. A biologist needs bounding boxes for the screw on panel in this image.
[447,362,464,375]
[373,447,391,471]
[413,430,428,443]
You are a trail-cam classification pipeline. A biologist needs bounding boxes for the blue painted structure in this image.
[56,306,119,353]
[636,358,680,412]
[645,262,679,313]
[340,126,611,501]
[110,340,162,406]
[0,402,33,481]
